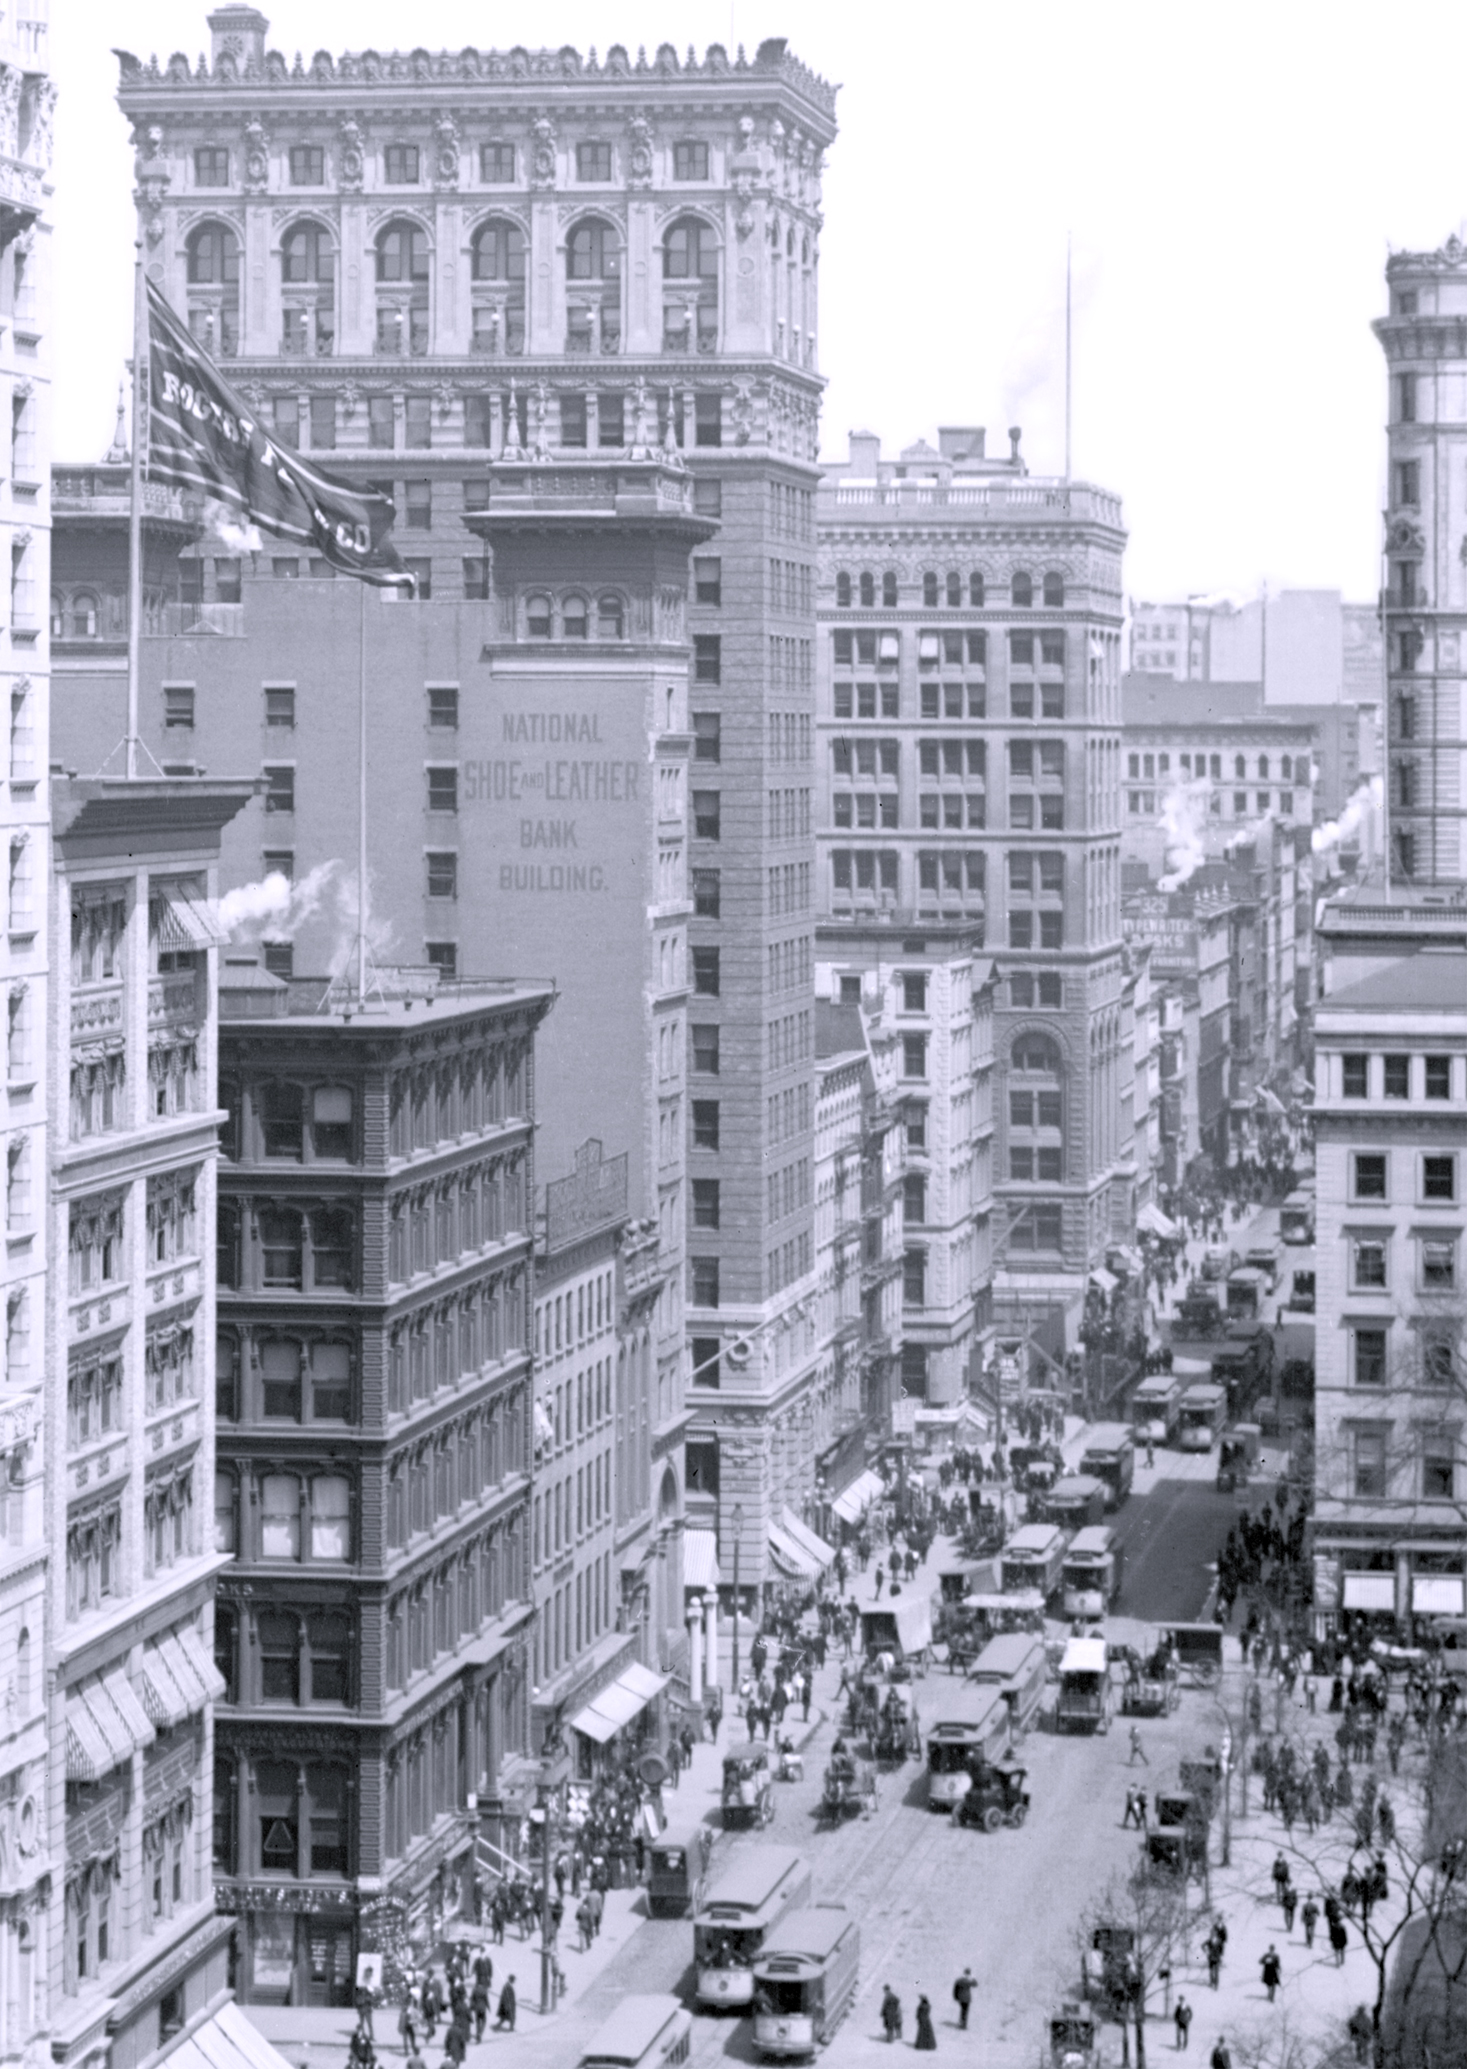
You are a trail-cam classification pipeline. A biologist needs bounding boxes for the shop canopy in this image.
[1089,1267,1119,1294]
[163,1998,300,2069]
[570,1662,669,1746]
[1137,1202,1179,1239]
[683,1529,720,1592]
[768,1521,823,1581]
[831,1469,884,1524]
[779,1508,836,1572]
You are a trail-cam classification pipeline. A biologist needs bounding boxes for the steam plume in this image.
[1157,779,1211,892]
[221,860,341,942]
[1312,775,1383,856]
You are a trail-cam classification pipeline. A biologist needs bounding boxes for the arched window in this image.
[375,219,430,355]
[567,217,618,280]
[946,572,962,607]
[859,572,875,608]
[1235,755,1247,780]
[922,572,938,608]
[882,571,898,608]
[596,593,624,640]
[562,594,588,640]
[1008,1031,1065,1183]
[567,217,622,354]
[470,219,526,356]
[260,1478,301,1561]
[663,217,717,281]
[1012,1030,1062,1075]
[185,223,240,356]
[526,594,552,639]
[1012,572,1034,608]
[1257,754,1269,781]
[836,572,851,608]
[662,215,717,353]
[970,572,985,607]
[49,594,62,638]
[1043,572,1065,607]
[280,222,334,356]
[70,592,98,639]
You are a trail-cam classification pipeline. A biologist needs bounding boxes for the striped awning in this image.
[140,1639,194,1729]
[65,1692,114,1782]
[769,1522,819,1580]
[683,1528,720,1593]
[154,889,228,952]
[570,1662,668,1745]
[831,1469,884,1524]
[780,1508,836,1572]
[160,1998,299,2069]
[102,1668,156,1750]
[176,1622,228,1701]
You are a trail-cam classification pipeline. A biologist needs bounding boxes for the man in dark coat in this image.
[952,1969,975,2030]
[492,1977,517,2032]
[880,1985,902,2041]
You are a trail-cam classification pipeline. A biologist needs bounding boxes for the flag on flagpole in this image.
[145,279,414,589]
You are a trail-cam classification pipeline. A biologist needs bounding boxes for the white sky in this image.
[53,0,1467,600]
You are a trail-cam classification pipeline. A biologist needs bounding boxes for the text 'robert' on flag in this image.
[145,279,413,589]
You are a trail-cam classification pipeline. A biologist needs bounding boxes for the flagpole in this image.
[127,239,146,780]
[358,576,367,1006]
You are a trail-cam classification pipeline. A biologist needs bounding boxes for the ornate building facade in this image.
[213,970,552,2004]
[106,7,840,1605]
[815,427,1132,1352]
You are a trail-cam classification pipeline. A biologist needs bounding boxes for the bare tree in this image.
[1078,1861,1211,2069]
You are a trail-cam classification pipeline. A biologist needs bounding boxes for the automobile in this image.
[1200,1245,1238,1282]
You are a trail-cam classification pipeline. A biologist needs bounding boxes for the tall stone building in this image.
[1375,233,1467,886]
[816,427,1130,1353]
[212,968,551,2003]
[0,13,51,2067]
[105,9,838,1606]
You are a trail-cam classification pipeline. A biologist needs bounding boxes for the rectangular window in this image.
[692,1179,720,1229]
[272,557,299,580]
[1353,1240,1388,1290]
[692,791,721,839]
[164,685,195,730]
[1399,372,1417,423]
[385,144,421,183]
[427,685,458,729]
[695,394,721,447]
[368,397,395,450]
[1426,1057,1452,1100]
[1343,1054,1369,1098]
[902,1034,927,1079]
[1422,1239,1456,1289]
[577,141,612,181]
[674,140,710,179]
[426,851,458,900]
[694,635,721,684]
[1422,1436,1456,1501]
[426,767,458,813]
[692,947,720,995]
[194,147,230,186]
[693,868,720,918]
[263,765,295,814]
[1424,1156,1456,1202]
[425,941,457,978]
[481,142,515,182]
[1353,1430,1387,1498]
[902,972,927,1012]
[405,477,432,526]
[693,711,721,761]
[694,558,722,606]
[694,477,722,518]
[264,684,295,729]
[1353,1327,1387,1387]
[290,144,325,185]
[691,1338,720,1389]
[902,1249,926,1306]
[463,557,489,600]
[690,1256,720,1307]
[692,1025,720,1074]
[692,1100,719,1150]
[215,558,242,603]
[1354,1154,1387,1200]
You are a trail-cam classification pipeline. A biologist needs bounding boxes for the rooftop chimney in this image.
[938,427,985,461]
[847,429,880,476]
[208,5,269,69]
[1008,426,1023,462]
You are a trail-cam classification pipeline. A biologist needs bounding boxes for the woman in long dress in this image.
[915,1994,937,2050]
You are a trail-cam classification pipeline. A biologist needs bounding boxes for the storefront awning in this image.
[1414,1576,1465,1617]
[154,888,228,954]
[570,1663,667,1745]
[769,1522,821,1580]
[683,1529,720,1592]
[780,1508,836,1572]
[1137,1202,1179,1239]
[165,1997,300,2069]
[831,1469,884,1524]
[176,1621,228,1701]
[65,1691,114,1782]
[1109,1246,1143,1277]
[139,1639,194,1730]
[75,1672,153,1776]
[1089,1266,1119,1294]
[1342,1574,1396,1612]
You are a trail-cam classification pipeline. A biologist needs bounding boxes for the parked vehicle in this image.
[1176,1382,1228,1451]
[1280,1190,1315,1245]
[1216,1424,1260,1493]
[938,1561,986,1605]
[1056,1636,1111,1733]
[752,1905,860,2060]
[1162,1622,1224,1688]
[1000,1523,1068,1604]
[1200,1245,1238,1281]
[859,1595,933,1671]
[953,1756,1031,1831]
[1288,1267,1315,1313]
[1043,1474,1107,1532]
[1078,1426,1136,1509]
[925,1692,1012,1810]
[968,1632,1050,1735]
[693,1847,811,2013]
[1130,1373,1183,1447]
[1147,1788,1209,1876]
[721,1747,774,1829]
[1116,1637,1180,1716]
[1225,1266,1269,1320]
[1212,1323,1275,1416]
[647,1823,713,1918]
[578,1996,693,2069]
[1062,1527,1125,1619]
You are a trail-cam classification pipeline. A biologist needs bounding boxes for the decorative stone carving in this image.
[242,114,269,193]
[730,379,754,447]
[628,374,655,457]
[529,115,556,188]
[22,78,56,171]
[433,380,455,419]
[1387,517,1425,554]
[337,114,365,191]
[0,67,20,160]
[433,111,461,189]
[626,112,654,189]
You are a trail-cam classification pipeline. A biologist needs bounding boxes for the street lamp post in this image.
[729,1502,745,1708]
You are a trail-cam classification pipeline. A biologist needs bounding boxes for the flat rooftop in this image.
[220,960,554,1027]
